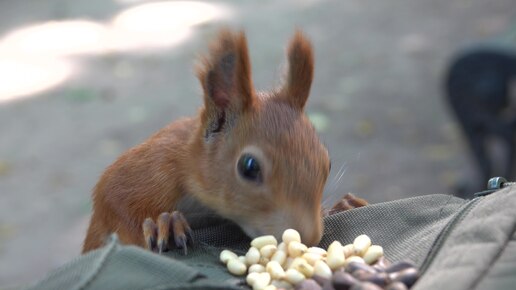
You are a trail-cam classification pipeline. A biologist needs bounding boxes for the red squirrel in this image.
[83,29,367,254]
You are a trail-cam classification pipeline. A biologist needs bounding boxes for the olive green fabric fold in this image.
[413,187,516,290]
[27,189,516,290]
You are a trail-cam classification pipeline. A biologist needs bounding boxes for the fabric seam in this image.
[436,195,454,220]
[419,197,482,275]
[74,236,118,290]
[471,215,516,289]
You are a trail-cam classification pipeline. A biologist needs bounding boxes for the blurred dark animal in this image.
[445,47,516,197]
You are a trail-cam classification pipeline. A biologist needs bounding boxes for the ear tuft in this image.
[196,29,255,112]
[281,30,314,110]
[196,29,255,139]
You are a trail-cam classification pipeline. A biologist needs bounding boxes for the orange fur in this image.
[83,29,330,253]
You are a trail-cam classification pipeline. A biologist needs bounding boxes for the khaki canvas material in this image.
[28,187,516,290]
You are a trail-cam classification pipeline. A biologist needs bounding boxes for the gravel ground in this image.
[0,0,515,288]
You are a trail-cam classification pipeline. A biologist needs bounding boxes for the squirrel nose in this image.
[298,220,323,246]
[266,207,323,246]
[291,210,323,246]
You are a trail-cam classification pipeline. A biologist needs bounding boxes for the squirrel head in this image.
[189,29,329,246]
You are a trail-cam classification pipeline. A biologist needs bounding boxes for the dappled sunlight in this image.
[112,1,223,33]
[0,2,227,57]
[0,1,229,103]
[0,20,108,57]
[0,20,103,102]
[113,0,161,4]
[108,21,191,52]
[110,1,227,51]
[0,57,73,103]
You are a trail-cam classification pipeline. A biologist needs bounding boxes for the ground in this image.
[0,0,515,288]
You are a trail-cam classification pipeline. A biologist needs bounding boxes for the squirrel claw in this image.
[172,211,191,255]
[175,235,188,255]
[142,218,158,251]
[186,228,194,246]
[157,240,167,254]
[146,236,156,252]
[142,210,193,255]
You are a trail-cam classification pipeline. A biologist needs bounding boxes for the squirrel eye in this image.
[237,154,262,183]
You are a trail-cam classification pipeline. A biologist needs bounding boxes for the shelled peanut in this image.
[219,230,419,290]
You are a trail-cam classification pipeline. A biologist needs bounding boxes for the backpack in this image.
[27,183,516,290]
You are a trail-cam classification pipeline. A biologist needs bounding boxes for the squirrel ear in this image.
[280,30,314,110]
[197,29,255,122]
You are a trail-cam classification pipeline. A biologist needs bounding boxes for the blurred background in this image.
[0,0,515,288]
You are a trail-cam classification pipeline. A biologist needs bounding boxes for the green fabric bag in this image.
[27,185,516,290]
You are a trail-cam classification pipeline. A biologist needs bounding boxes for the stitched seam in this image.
[472,221,516,289]
[419,198,482,274]
[437,195,454,220]
[74,236,118,290]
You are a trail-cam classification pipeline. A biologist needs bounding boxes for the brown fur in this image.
[83,29,329,253]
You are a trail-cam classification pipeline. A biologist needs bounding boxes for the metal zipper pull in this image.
[487,177,516,190]
[474,177,515,197]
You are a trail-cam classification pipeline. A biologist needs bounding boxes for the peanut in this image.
[346,260,376,274]
[253,272,271,290]
[326,241,346,270]
[247,272,260,286]
[343,243,355,257]
[277,242,287,252]
[282,228,301,245]
[307,247,327,256]
[344,256,366,268]
[296,279,323,290]
[363,245,384,264]
[249,264,266,273]
[389,268,419,288]
[246,247,261,265]
[259,256,270,266]
[260,244,277,259]
[302,252,324,266]
[284,257,294,269]
[271,279,293,289]
[288,241,308,257]
[266,261,286,279]
[251,235,278,249]
[285,268,306,285]
[227,258,247,276]
[219,249,238,264]
[385,282,410,290]
[293,258,314,277]
[353,234,372,256]
[238,255,247,264]
[313,260,332,279]
[222,230,418,289]
[386,261,415,273]
[271,249,287,266]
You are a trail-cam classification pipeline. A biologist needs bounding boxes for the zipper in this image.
[420,177,514,274]
[418,196,483,275]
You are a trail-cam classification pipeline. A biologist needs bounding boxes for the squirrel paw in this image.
[327,193,368,216]
[142,211,193,255]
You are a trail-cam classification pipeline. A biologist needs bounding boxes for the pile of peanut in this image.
[220,229,419,290]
